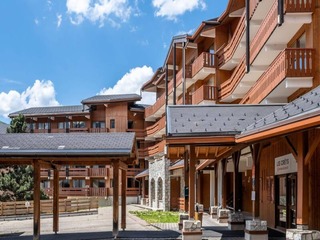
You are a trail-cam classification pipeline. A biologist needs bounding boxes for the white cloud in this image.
[0,80,59,120]
[152,0,206,20]
[66,0,132,27]
[176,28,195,36]
[57,14,62,28]
[99,66,156,105]
[34,18,39,25]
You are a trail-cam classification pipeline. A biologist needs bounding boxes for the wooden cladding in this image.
[241,48,315,104]
[192,85,218,104]
[142,140,166,158]
[192,52,216,77]
[145,116,166,138]
[285,0,315,12]
[168,65,192,94]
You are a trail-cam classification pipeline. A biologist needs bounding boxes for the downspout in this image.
[245,0,250,73]
[278,0,284,26]
[182,42,186,105]
[165,64,168,136]
[173,43,177,105]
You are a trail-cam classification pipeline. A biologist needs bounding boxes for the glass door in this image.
[288,174,297,228]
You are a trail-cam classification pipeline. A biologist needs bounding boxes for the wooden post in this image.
[184,147,189,212]
[296,132,309,227]
[196,171,201,204]
[121,168,127,230]
[250,143,261,219]
[189,145,196,218]
[113,160,119,238]
[214,163,218,206]
[221,159,227,208]
[33,160,41,240]
[53,168,59,234]
[232,151,241,211]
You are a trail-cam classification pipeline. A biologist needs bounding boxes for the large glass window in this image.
[38,122,50,129]
[73,179,85,188]
[72,121,85,128]
[110,119,115,129]
[92,121,106,128]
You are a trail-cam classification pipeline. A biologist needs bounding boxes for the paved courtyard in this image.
[0,205,285,240]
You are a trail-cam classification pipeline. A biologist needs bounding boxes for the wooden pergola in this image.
[0,132,137,240]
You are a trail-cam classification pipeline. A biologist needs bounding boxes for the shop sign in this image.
[275,153,297,175]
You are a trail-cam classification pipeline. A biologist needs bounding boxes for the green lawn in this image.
[130,210,179,223]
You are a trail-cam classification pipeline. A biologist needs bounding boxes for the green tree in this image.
[6,114,27,133]
[1,115,49,201]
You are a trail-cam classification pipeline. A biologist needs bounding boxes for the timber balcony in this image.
[33,128,109,134]
[168,65,193,97]
[41,167,109,178]
[145,93,166,121]
[145,116,166,141]
[126,128,145,139]
[142,140,166,159]
[218,0,314,102]
[241,48,315,104]
[192,52,216,81]
[192,85,218,105]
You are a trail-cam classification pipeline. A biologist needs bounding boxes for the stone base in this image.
[286,229,320,240]
[245,230,268,240]
[218,217,228,223]
[211,214,217,219]
[228,221,245,230]
[182,231,202,240]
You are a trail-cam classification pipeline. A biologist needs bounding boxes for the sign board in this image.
[275,153,297,175]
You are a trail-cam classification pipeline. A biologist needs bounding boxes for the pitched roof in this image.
[240,86,320,137]
[135,169,149,178]
[169,159,184,170]
[8,105,88,117]
[0,122,8,134]
[81,94,141,104]
[167,105,282,137]
[0,132,135,156]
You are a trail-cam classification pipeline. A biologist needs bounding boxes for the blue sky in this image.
[0,0,228,123]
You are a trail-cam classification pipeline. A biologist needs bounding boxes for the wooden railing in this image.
[168,65,192,95]
[250,0,278,63]
[41,168,88,178]
[88,168,107,177]
[192,52,215,77]
[285,0,315,12]
[126,128,145,138]
[217,15,245,67]
[89,128,108,133]
[0,198,98,216]
[88,188,108,196]
[69,128,89,133]
[126,188,140,196]
[219,57,246,100]
[177,93,193,105]
[192,85,217,105]
[241,48,315,104]
[145,116,166,138]
[143,140,166,158]
[127,168,143,177]
[145,93,166,119]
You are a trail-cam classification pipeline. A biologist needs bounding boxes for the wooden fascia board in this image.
[237,115,320,144]
[166,136,236,145]
[169,165,184,171]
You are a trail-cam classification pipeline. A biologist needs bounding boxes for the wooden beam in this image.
[304,135,320,165]
[184,147,189,213]
[283,136,298,160]
[113,160,119,238]
[121,168,127,230]
[221,159,227,208]
[188,145,196,218]
[33,160,41,240]
[232,151,241,211]
[119,161,128,170]
[166,136,236,145]
[53,168,59,234]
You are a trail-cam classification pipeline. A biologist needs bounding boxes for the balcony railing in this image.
[177,93,192,105]
[192,85,218,105]
[168,65,192,95]
[41,168,88,178]
[143,140,166,158]
[217,15,245,67]
[89,128,108,133]
[127,168,143,178]
[126,128,145,139]
[145,116,166,138]
[192,52,215,78]
[241,48,315,104]
[145,93,165,119]
[88,168,107,177]
[285,0,315,12]
[218,57,246,100]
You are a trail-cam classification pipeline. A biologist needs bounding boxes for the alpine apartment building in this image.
[138,0,320,232]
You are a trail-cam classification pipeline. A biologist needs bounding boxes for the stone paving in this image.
[0,204,285,240]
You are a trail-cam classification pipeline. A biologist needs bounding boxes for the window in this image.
[92,179,105,188]
[92,121,106,128]
[294,33,306,48]
[72,121,85,128]
[58,122,65,129]
[27,123,36,131]
[38,122,50,129]
[73,179,85,188]
[110,119,115,129]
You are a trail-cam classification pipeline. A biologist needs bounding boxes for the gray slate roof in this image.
[0,122,8,134]
[241,86,320,135]
[81,94,141,104]
[135,169,149,178]
[8,105,88,117]
[0,132,135,156]
[167,105,282,137]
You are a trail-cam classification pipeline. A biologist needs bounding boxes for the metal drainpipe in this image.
[165,64,168,136]
[182,42,186,105]
[245,0,250,73]
[278,0,284,26]
[173,43,177,105]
